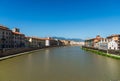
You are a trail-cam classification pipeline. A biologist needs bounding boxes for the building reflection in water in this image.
[43,49,50,72]
[105,58,120,77]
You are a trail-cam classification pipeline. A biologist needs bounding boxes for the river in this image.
[0,46,120,81]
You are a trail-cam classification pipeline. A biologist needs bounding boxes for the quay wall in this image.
[82,46,120,59]
[0,48,40,58]
[0,45,67,58]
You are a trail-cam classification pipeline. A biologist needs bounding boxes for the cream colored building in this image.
[26,37,46,48]
[12,28,25,48]
[70,41,85,46]
[26,37,62,48]
[60,40,70,46]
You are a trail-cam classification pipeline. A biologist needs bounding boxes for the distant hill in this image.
[52,37,84,42]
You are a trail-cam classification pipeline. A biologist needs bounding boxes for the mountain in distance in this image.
[52,37,84,42]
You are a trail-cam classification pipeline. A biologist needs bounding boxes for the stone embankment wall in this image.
[0,45,66,58]
[0,48,40,58]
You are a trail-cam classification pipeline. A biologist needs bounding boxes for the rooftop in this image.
[26,36,55,40]
[12,32,24,35]
[0,25,10,31]
[107,34,120,38]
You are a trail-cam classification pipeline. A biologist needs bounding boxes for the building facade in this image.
[60,40,70,46]
[12,28,25,48]
[107,34,120,50]
[26,37,46,48]
[98,38,118,50]
[0,25,13,49]
[70,41,85,46]
[44,37,63,47]
[85,35,102,48]
[85,35,119,50]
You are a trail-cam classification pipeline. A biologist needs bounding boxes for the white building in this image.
[97,38,118,50]
[45,39,50,46]
[45,37,59,47]
[94,42,100,48]
[70,41,85,46]
[108,39,118,50]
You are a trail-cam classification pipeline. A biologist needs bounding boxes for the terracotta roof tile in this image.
[0,25,11,31]
[107,34,120,38]
[12,32,24,35]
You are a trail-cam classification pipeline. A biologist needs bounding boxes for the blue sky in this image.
[0,0,120,39]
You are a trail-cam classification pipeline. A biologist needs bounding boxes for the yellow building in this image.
[60,40,70,46]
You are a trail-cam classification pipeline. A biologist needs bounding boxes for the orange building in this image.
[85,35,102,48]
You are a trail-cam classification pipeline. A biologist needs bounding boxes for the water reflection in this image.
[45,49,50,59]
[43,49,50,72]
[104,57,120,78]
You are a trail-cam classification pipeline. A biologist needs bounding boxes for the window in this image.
[112,45,113,47]
[109,47,111,49]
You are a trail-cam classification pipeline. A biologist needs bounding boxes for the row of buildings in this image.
[85,35,120,50]
[0,26,25,49]
[0,25,71,49]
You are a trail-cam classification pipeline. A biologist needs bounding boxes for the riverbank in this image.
[0,45,67,61]
[0,49,41,61]
[82,47,120,59]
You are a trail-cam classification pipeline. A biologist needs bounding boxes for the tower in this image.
[12,28,20,32]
